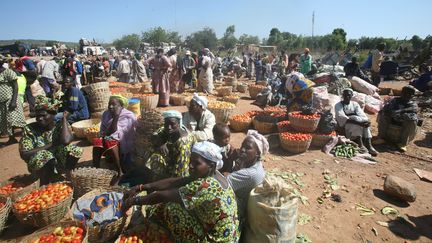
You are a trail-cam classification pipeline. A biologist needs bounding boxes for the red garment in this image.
[93,137,119,151]
[15,59,25,72]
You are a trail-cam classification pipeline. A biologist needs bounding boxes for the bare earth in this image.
[0,79,431,243]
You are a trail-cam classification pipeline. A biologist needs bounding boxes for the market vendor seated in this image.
[122,141,239,242]
[92,95,137,178]
[344,56,371,82]
[211,123,239,173]
[19,95,83,185]
[55,76,89,124]
[335,88,378,156]
[375,85,419,152]
[409,64,432,92]
[285,72,315,111]
[145,110,195,181]
[223,130,267,226]
[182,93,216,141]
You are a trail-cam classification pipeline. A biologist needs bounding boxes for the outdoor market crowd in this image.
[0,42,430,242]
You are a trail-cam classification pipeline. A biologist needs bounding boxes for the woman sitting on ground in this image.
[182,93,216,142]
[223,130,267,226]
[92,95,137,178]
[122,141,239,242]
[145,110,195,181]
[19,95,83,185]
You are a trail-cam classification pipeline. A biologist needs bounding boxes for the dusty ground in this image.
[0,78,431,242]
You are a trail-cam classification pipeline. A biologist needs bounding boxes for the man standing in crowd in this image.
[117,55,130,83]
[180,50,196,92]
[41,57,60,97]
[371,43,385,86]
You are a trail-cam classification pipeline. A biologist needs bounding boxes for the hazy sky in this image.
[1,0,430,42]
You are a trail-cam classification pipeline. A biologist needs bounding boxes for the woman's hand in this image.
[122,197,136,214]
[158,144,169,156]
[123,185,142,200]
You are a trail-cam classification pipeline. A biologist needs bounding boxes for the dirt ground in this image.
[0,79,431,242]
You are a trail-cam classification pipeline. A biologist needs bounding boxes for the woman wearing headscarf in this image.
[182,93,216,141]
[19,95,83,185]
[300,48,312,74]
[92,95,137,178]
[123,141,239,243]
[285,71,315,111]
[0,59,26,146]
[147,48,172,107]
[145,110,195,181]
[223,129,267,226]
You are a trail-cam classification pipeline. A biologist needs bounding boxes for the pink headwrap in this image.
[246,130,269,156]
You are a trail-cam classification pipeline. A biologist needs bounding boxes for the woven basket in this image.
[84,130,100,144]
[288,112,320,133]
[229,118,251,132]
[72,119,101,139]
[249,85,266,99]
[170,95,186,106]
[280,135,312,153]
[208,107,235,124]
[0,196,11,234]
[140,94,159,112]
[224,77,237,91]
[216,86,233,97]
[13,182,73,228]
[21,220,89,243]
[252,118,276,134]
[223,96,240,104]
[71,167,118,199]
[128,85,142,94]
[311,134,335,148]
[237,84,248,93]
[69,188,126,243]
[88,82,111,112]
[0,174,39,202]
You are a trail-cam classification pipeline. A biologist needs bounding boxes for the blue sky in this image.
[1,0,430,42]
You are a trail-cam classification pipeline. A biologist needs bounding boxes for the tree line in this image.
[112,25,431,54]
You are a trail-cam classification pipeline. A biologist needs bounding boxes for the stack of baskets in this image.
[71,167,118,198]
[170,94,186,106]
[134,111,164,160]
[87,82,111,113]
[12,182,74,228]
[252,113,277,134]
[21,220,88,243]
[279,132,313,154]
[249,84,266,99]
[69,188,126,242]
[0,196,11,234]
[72,119,101,139]
[208,101,236,124]
[216,86,233,97]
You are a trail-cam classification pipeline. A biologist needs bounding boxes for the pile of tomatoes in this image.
[264,106,286,114]
[31,225,85,243]
[14,183,72,213]
[289,111,321,120]
[280,132,312,141]
[230,114,252,123]
[277,121,291,132]
[0,181,25,195]
[245,110,262,119]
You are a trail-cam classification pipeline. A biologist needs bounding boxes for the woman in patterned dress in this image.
[123,141,239,243]
[0,60,26,146]
[285,72,315,111]
[147,48,172,107]
[19,95,83,185]
[145,110,195,181]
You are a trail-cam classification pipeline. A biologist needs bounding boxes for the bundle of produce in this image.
[253,113,277,134]
[0,174,39,201]
[116,220,173,243]
[27,222,86,243]
[13,182,73,227]
[229,113,252,132]
[72,119,101,139]
[279,132,312,153]
[277,121,291,133]
[249,84,266,99]
[288,111,321,133]
[84,125,100,143]
[208,101,236,124]
[70,188,126,242]
[311,131,337,148]
[331,144,359,158]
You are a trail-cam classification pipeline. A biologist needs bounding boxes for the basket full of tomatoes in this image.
[0,174,39,201]
[279,132,312,154]
[229,113,252,132]
[311,131,337,148]
[115,220,173,243]
[12,182,73,228]
[24,220,87,243]
[288,111,321,133]
[0,196,11,235]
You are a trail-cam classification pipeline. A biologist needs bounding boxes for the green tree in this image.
[113,34,141,50]
[45,40,57,47]
[267,28,283,46]
[410,35,423,50]
[221,25,238,50]
[141,27,182,46]
[238,34,260,45]
[185,27,218,51]
[330,28,347,50]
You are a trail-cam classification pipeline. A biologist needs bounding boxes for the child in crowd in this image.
[211,123,238,173]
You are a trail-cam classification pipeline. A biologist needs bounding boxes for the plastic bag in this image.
[327,94,341,116]
[364,95,383,114]
[351,91,367,108]
[317,110,337,134]
[30,80,45,97]
[244,175,299,243]
[349,76,379,95]
[312,86,330,112]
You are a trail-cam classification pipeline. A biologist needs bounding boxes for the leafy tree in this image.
[410,35,423,50]
[185,27,218,51]
[267,28,283,46]
[113,34,141,50]
[238,34,260,45]
[221,25,237,50]
[45,40,57,47]
[141,27,181,46]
